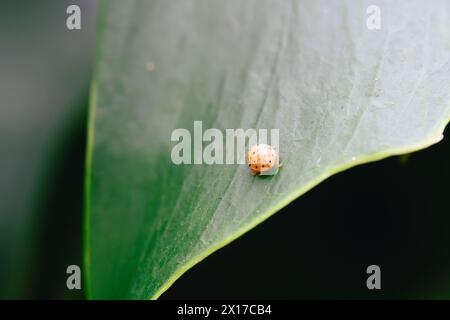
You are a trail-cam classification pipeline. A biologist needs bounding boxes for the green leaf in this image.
[85,0,450,299]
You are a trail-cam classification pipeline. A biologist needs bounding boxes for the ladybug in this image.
[247,144,281,176]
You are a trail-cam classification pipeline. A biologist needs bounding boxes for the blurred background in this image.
[0,0,95,298]
[0,0,449,299]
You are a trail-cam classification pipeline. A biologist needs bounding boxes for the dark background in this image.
[162,126,450,299]
[1,1,449,299]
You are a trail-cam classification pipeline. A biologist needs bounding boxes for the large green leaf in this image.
[85,0,450,299]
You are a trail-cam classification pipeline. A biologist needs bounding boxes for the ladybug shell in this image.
[247,144,279,176]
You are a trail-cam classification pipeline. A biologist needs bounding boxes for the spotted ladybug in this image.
[247,144,281,176]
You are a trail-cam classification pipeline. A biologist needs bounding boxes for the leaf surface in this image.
[85,0,450,298]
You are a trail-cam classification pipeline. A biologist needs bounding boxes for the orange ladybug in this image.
[247,144,281,176]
